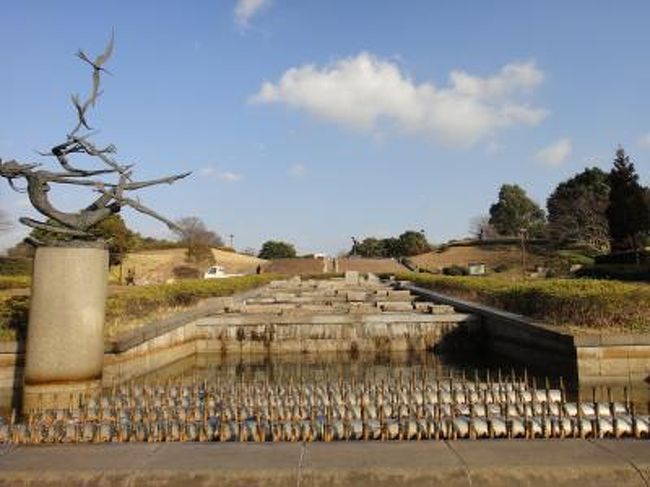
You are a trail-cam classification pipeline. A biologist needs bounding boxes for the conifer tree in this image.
[606,147,650,251]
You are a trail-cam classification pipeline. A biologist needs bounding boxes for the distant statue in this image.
[0,33,189,246]
[351,236,359,257]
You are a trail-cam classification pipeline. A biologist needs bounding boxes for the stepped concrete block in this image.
[242,304,291,314]
[347,303,376,313]
[273,292,296,302]
[366,272,381,283]
[414,302,434,313]
[346,291,367,302]
[386,290,412,301]
[245,297,276,305]
[432,305,455,315]
[225,303,243,313]
[377,301,414,312]
[345,270,360,284]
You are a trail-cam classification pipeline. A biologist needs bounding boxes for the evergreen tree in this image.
[29,213,135,266]
[355,237,386,257]
[547,167,610,252]
[258,240,297,259]
[489,184,546,237]
[606,148,650,251]
[351,231,430,258]
[397,230,430,256]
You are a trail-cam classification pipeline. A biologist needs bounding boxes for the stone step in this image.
[414,302,456,314]
[376,301,415,312]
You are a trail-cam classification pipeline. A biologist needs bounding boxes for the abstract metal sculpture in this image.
[0,33,189,245]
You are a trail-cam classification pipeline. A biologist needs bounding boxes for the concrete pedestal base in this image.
[23,243,108,412]
[23,380,102,411]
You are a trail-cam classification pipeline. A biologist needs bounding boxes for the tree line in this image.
[479,147,650,254]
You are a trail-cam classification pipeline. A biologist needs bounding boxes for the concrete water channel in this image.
[0,273,648,485]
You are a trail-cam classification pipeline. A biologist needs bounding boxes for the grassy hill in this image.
[409,241,547,275]
[111,248,266,285]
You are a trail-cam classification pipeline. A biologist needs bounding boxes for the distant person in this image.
[125,268,136,286]
[256,265,262,275]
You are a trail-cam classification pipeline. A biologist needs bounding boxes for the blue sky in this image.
[1,0,649,254]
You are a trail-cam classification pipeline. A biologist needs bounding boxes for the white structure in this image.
[203,266,243,279]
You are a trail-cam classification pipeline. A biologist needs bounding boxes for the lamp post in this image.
[519,228,528,279]
[229,234,234,249]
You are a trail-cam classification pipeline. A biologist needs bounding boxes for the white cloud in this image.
[217,171,242,182]
[199,166,215,176]
[250,53,547,147]
[288,163,306,177]
[234,0,270,28]
[199,166,242,182]
[638,133,650,149]
[486,140,502,155]
[535,138,572,166]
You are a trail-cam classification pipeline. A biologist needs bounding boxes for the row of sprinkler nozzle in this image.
[2,375,648,443]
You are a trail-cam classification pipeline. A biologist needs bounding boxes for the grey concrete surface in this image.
[23,245,109,412]
[0,440,647,486]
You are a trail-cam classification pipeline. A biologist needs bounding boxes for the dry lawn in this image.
[410,244,544,273]
[110,248,266,284]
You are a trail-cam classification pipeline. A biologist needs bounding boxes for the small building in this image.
[468,262,486,276]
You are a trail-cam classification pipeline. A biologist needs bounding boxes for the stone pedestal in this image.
[23,243,108,412]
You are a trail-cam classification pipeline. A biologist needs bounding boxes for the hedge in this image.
[0,276,31,290]
[399,273,650,331]
[575,264,650,282]
[0,274,279,342]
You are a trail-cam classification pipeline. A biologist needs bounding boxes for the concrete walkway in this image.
[0,440,648,486]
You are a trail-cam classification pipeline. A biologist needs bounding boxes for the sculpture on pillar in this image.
[0,33,189,245]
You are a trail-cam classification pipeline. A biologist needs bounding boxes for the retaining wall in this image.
[401,282,650,383]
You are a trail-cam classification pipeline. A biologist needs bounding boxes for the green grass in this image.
[554,250,595,266]
[399,273,650,332]
[0,276,31,290]
[0,275,280,342]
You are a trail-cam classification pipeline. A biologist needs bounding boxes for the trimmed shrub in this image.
[442,265,468,276]
[493,263,511,273]
[0,257,32,276]
[0,274,279,341]
[172,266,201,280]
[575,264,650,282]
[399,273,650,331]
[595,251,649,265]
[0,276,31,290]
[0,295,29,341]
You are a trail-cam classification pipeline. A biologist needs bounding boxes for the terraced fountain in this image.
[1,272,648,444]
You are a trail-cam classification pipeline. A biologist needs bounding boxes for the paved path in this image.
[0,440,648,486]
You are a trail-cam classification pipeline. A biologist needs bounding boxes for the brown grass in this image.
[110,248,266,284]
[410,244,544,272]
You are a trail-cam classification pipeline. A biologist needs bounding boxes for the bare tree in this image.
[0,33,190,246]
[469,215,499,240]
[175,217,223,247]
[175,216,222,264]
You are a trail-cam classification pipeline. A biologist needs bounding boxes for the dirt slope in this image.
[113,248,266,284]
[410,243,543,272]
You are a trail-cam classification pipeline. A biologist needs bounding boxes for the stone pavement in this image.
[0,440,648,486]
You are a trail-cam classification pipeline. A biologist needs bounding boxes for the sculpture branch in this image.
[0,34,191,245]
